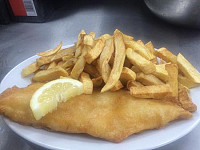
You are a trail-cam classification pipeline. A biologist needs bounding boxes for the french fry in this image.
[32,67,68,82]
[92,76,103,88]
[177,53,200,83]
[127,80,143,90]
[47,61,57,69]
[57,61,65,67]
[84,64,100,78]
[36,46,75,66]
[137,40,145,46]
[131,66,141,73]
[178,83,189,91]
[152,64,168,82]
[100,38,114,82]
[114,29,134,43]
[62,53,74,61]
[178,74,199,88]
[155,47,177,64]
[101,32,126,92]
[65,67,72,74]
[145,41,157,64]
[110,81,124,91]
[120,67,136,85]
[136,72,164,85]
[37,42,62,57]
[75,45,82,58]
[125,41,151,60]
[89,32,96,39]
[145,41,155,55]
[22,62,40,77]
[85,39,105,64]
[76,30,86,48]
[70,46,89,79]
[80,72,93,94]
[130,84,172,99]
[126,48,156,74]
[98,34,112,42]
[178,87,197,112]
[62,58,76,68]
[165,64,178,102]
[83,34,94,46]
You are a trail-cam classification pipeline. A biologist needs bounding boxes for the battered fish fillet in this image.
[0,83,192,142]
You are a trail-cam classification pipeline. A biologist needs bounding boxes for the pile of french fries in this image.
[22,29,199,112]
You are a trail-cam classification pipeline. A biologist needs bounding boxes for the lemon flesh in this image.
[30,78,83,120]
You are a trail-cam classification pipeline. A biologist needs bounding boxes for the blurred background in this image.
[0,0,200,150]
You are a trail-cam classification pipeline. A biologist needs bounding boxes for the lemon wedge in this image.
[30,78,83,120]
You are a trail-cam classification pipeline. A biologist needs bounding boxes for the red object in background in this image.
[9,0,27,16]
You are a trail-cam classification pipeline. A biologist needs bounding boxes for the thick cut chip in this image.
[76,30,86,48]
[80,72,93,94]
[120,67,136,85]
[47,61,57,69]
[114,29,134,43]
[177,53,200,83]
[85,40,105,64]
[36,46,75,66]
[22,62,40,77]
[57,61,64,67]
[145,41,155,55]
[178,74,199,88]
[75,45,82,58]
[145,41,157,64]
[32,67,68,82]
[83,34,94,46]
[125,41,151,60]
[100,38,114,82]
[101,32,126,92]
[152,64,168,82]
[165,64,178,102]
[130,84,172,99]
[131,66,141,73]
[126,48,156,74]
[127,80,143,90]
[62,58,76,69]
[178,87,197,112]
[71,46,89,79]
[84,64,100,78]
[110,81,124,91]
[89,32,96,39]
[62,53,74,61]
[136,72,164,86]
[155,47,177,64]
[37,42,62,57]
[97,34,112,42]
[92,76,103,88]
[178,83,189,91]
[137,40,145,46]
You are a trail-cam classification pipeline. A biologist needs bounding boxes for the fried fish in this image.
[0,83,192,142]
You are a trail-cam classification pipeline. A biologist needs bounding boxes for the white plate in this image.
[0,46,200,150]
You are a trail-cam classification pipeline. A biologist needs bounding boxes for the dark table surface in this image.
[0,0,200,149]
